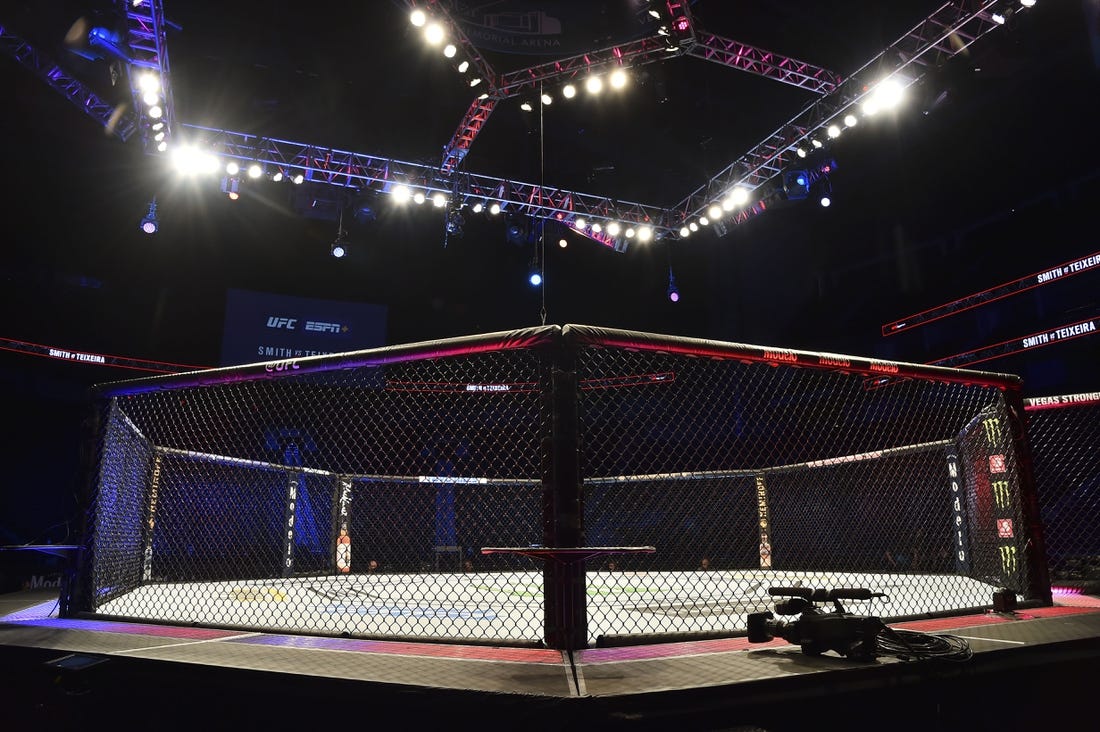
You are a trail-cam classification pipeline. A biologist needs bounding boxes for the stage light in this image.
[637,226,653,242]
[413,191,426,204]
[729,186,750,206]
[811,138,823,148]
[489,202,501,215]
[707,204,721,220]
[331,241,346,258]
[272,171,283,182]
[529,271,542,286]
[247,164,262,179]
[688,222,698,232]
[607,221,621,236]
[796,147,807,158]
[649,9,661,18]
[443,44,457,58]
[541,93,552,105]
[562,84,576,99]
[458,60,469,73]
[425,23,445,45]
[820,195,831,207]
[478,92,489,100]
[520,101,533,112]
[139,198,158,234]
[844,113,858,127]
[827,124,841,138]
[154,131,165,142]
[472,202,484,213]
[172,146,218,175]
[679,226,690,237]
[292,173,305,184]
[699,216,709,226]
[392,184,411,202]
[228,191,239,201]
[610,69,627,89]
[225,162,239,175]
[862,77,905,115]
[469,77,482,87]
[410,8,427,26]
[148,105,163,119]
[558,238,568,248]
[157,141,167,152]
[574,217,586,229]
[667,268,680,302]
[142,91,159,106]
[151,122,164,131]
[625,227,635,238]
[1020,0,1035,7]
[783,169,810,200]
[585,76,603,94]
[432,192,447,207]
[592,223,602,233]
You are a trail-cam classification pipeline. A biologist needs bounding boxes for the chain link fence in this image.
[1025,393,1100,591]
[64,325,1048,649]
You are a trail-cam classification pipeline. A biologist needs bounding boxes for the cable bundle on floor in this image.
[876,625,973,662]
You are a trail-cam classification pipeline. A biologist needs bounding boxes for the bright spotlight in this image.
[410,9,427,26]
[689,222,698,232]
[811,138,823,148]
[585,76,603,94]
[225,161,239,175]
[272,171,283,182]
[529,271,542,286]
[625,227,635,238]
[424,23,445,45]
[247,164,262,178]
[457,60,469,73]
[679,226,690,237]
[432,192,447,207]
[574,217,586,229]
[1020,0,1035,7]
[637,226,653,242]
[138,73,160,94]
[609,69,627,89]
[520,101,533,112]
[827,124,841,138]
[292,173,304,185]
[472,202,483,213]
[592,223,602,233]
[729,187,750,206]
[606,221,620,236]
[489,202,501,215]
[559,238,568,248]
[413,191,426,204]
[331,241,346,258]
[796,147,807,158]
[863,77,905,115]
[469,77,482,87]
[151,122,164,131]
[844,114,858,127]
[443,44,457,58]
[171,145,209,175]
[707,204,721,220]
[541,93,552,105]
[153,131,165,142]
[392,184,411,202]
[820,195,832,207]
[142,91,159,106]
[156,140,167,152]
[148,105,162,119]
[699,217,709,226]
[562,84,576,99]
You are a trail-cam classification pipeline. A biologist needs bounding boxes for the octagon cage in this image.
[62,324,1049,650]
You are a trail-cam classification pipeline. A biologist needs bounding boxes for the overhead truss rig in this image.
[2,1,1025,250]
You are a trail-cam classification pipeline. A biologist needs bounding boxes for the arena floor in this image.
[89,569,1003,645]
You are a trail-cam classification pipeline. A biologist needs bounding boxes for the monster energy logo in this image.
[982,416,1001,445]
[991,480,1011,510]
[999,544,1018,574]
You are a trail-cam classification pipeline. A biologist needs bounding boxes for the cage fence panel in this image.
[570,326,1040,645]
[1025,393,1100,591]
[74,329,552,645]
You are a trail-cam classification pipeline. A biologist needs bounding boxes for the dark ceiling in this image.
[1,0,1098,379]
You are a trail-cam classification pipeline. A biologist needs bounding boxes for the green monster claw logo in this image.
[999,544,1017,574]
[991,480,1011,510]
[982,416,1001,445]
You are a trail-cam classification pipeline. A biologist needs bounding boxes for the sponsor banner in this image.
[220,289,387,366]
[945,448,971,575]
[1024,391,1100,410]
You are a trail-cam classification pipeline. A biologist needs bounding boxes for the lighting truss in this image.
[5,1,1035,249]
[117,0,177,153]
[0,23,136,141]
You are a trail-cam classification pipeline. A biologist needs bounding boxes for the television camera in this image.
[747,586,888,660]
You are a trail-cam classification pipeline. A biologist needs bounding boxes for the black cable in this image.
[876,625,973,662]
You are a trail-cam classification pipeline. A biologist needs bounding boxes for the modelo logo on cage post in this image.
[755,474,773,569]
[945,449,971,573]
[336,478,352,573]
[283,476,298,574]
[143,454,163,581]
